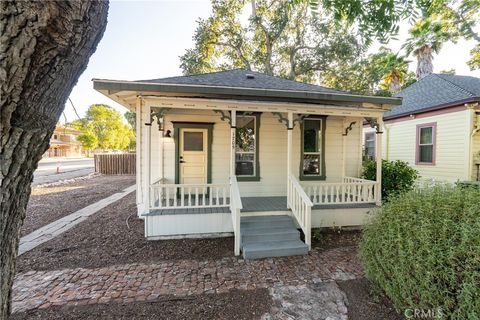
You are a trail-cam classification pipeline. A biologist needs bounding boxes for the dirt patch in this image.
[312,229,362,251]
[17,193,234,272]
[22,175,135,235]
[337,278,404,320]
[9,289,271,320]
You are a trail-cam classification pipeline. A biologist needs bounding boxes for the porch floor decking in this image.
[146,196,377,216]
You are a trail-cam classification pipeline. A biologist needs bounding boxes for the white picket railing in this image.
[287,174,313,249]
[302,177,378,205]
[230,176,243,256]
[150,183,230,209]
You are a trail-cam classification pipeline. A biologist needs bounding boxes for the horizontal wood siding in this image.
[94,154,136,175]
[381,110,469,182]
[146,109,362,198]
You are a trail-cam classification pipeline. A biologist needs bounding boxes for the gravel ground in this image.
[9,289,271,320]
[338,278,404,320]
[16,192,234,272]
[312,229,362,251]
[22,175,135,235]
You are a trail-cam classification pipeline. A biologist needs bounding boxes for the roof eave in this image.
[93,79,402,107]
[384,96,480,120]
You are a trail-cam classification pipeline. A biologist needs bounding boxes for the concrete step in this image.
[241,217,295,230]
[242,239,309,260]
[242,227,300,244]
[240,215,308,260]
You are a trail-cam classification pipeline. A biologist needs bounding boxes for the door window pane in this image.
[183,132,203,151]
[303,154,320,175]
[235,154,254,176]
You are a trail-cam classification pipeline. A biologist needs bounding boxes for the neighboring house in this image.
[94,69,400,259]
[364,74,480,183]
[44,126,83,158]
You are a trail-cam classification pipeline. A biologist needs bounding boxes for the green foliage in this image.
[124,111,136,132]
[180,0,365,83]
[362,159,419,200]
[322,47,415,95]
[69,104,134,150]
[468,44,480,70]
[360,186,480,318]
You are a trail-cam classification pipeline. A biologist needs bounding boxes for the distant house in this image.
[44,126,83,158]
[94,69,400,259]
[364,74,480,182]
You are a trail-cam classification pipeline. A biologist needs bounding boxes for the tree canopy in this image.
[69,104,133,150]
[180,0,365,83]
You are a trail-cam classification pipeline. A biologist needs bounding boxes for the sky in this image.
[64,0,480,123]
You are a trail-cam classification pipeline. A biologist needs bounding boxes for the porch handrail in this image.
[230,176,242,256]
[287,174,313,249]
[302,178,379,205]
[150,183,230,209]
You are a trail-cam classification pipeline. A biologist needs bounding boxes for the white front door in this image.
[179,128,208,184]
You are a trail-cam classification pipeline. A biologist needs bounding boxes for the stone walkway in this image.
[18,185,136,255]
[12,246,363,314]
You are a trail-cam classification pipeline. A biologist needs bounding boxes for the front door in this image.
[179,128,208,184]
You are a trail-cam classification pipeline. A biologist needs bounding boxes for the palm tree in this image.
[378,50,410,94]
[403,19,451,80]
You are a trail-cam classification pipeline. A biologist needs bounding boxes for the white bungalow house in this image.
[94,69,401,259]
[364,74,480,183]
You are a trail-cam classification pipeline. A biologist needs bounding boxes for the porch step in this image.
[241,215,308,260]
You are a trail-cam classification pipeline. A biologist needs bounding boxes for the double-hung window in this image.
[235,113,260,181]
[416,123,436,164]
[300,117,326,180]
[364,132,375,161]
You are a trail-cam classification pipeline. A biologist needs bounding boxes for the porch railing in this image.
[302,176,378,205]
[150,182,230,209]
[287,174,313,249]
[230,176,242,256]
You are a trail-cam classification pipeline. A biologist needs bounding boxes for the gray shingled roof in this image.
[385,73,480,118]
[139,69,344,94]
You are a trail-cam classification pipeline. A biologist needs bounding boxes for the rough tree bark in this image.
[0,1,108,318]
[415,46,434,80]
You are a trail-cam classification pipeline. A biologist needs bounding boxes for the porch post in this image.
[230,110,236,177]
[144,104,152,213]
[287,112,293,208]
[135,97,142,210]
[376,118,383,205]
[342,118,346,179]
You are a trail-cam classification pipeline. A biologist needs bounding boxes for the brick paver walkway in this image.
[12,246,362,313]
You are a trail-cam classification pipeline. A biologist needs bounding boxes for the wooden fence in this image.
[94,153,136,175]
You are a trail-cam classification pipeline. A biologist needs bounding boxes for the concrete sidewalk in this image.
[18,185,136,255]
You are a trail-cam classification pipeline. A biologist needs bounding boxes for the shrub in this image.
[362,159,419,200]
[360,186,480,319]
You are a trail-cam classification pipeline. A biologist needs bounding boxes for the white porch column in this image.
[376,118,384,205]
[144,104,152,213]
[230,110,236,177]
[287,112,293,208]
[135,97,142,211]
[342,118,347,179]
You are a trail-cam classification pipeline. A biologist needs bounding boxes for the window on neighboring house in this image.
[416,123,436,164]
[235,113,260,181]
[53,134,58,140]
[364,132,375,161]
[300,117,326,180]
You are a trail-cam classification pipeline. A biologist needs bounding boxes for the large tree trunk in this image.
[415,46,434,80]
[0,2,108,318]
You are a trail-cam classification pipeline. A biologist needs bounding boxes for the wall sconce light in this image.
[164,130,172,138]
